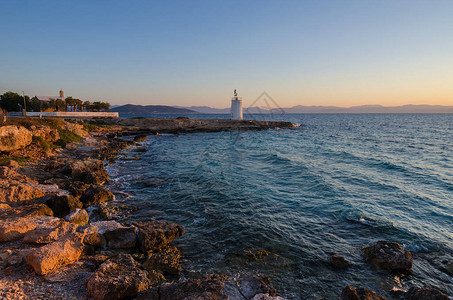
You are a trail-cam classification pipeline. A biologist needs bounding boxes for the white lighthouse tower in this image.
[231,89,243,120]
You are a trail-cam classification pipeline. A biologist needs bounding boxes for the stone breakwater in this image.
[0,118,449,300]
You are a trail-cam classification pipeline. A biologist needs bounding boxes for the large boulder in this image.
[25,232,86,275]
[31,125,59,143]
[404,286,448,300]
[340,286,387,300]
[363,241,412,271]
[0,125,32,152]
[23,220,78,244]
[0,216,59,242]
[136,274,229,300]
[79,185,114,207]
[46,194,83,217]
[77,224,106,248]
[86,254,150,300]
[0,203,54,219]
[142,245,182,275]
[134,220,185,253]
[64,208,89,225]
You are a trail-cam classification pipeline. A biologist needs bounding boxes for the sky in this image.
[1,1,452,108]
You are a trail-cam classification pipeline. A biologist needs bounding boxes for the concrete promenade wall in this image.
[25,112,119,118]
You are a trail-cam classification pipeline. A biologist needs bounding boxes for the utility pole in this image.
[22,91,27,116]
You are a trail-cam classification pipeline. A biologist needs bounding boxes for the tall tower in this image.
[231,89,243,120]
[59,89,64,99]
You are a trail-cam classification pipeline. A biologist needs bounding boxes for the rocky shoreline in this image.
[0,117,450,300]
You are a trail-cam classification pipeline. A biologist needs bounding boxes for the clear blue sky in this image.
[1,1,452,107]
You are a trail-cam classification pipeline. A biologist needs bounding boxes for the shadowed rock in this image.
[330,254,351,269]
[404,286,448,300]
[103,226,137,249]
[79,185,114,207]
[71,159,108,184]
[134,220,185,253]
[86,254,150,300]
[46,194,83,217]
[64,208,89,225]
[0,216,59,242]
[239,275,277,299]
[363,241,412,271]
[77,224,107,249]
[142,245,182,275]
[340,286,387,300]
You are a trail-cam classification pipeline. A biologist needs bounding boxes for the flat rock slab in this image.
[0,216,60,242]
[23,220,78,244]
[0,204,53,219]
[25,232,85,275]
[86,254,150,300]
[134,220,185,253]
[142,245,182,274]
[363,241,412,271]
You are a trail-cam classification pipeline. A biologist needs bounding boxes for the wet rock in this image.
[404,286,448,300]
[86,254,150,300]
[0,216,59,242]
[134,220,185,253]
[239,274,277,299]
[71,159,108,184]
[133,134,147,142]
[98,201,133,219]
[136,274,229,300]
[77,224,107,248]
[103,226,137,249]
[142,245,182,275]
[23,220,78,244]
[225,247,289,268]
[0,125,32,152]
[25,232,86,275]
[64,208,89,225]
[79,185,114,207]
[340,286,387,300]
[330,254,351,269]
[46,194,83,217]
[363,241,412,271]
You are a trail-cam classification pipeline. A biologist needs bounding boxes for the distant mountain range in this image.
[111,104,197,114]
[112,104,453,114]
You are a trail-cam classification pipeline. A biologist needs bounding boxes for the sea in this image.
[105,113,453,299]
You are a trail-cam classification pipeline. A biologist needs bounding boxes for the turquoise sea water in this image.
[106,114,452,299]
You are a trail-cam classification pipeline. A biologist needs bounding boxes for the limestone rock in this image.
[0,125,32,152]
[134,220,185,253]
[71,159,108,184]
[142,245,182,274]
[25,232,86,275]
[64,208,89,225]
[363,241,412,271]
[79,185,114,207]
[77,224,106,248]
[90,220,123,234]
[43,260,97,283]
[0,216,59,242]
[0,203,11,210]
[330,254,351,269]
[0,203,54,219]
[252,294,287,300]
[0,180,59,204]
[23,220,78,244]
[32,125,60,143]
[103,226,137,249]
[46,194,83,217]
[404,286,448,300]
[86,254,150,300]
[0,159,19,167]
[340,286,387,300]
[136,274,229,300]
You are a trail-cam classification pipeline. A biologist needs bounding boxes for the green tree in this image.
[83,101,91,112]
[65,97,83,111]
[0,92,28,111]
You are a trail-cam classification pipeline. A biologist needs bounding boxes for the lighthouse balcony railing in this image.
[231,97,242,101]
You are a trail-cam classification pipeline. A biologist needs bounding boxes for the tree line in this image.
[0,92,110,112]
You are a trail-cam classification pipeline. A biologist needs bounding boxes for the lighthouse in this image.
[231,89,243,120]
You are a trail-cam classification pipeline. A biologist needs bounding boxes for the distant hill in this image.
[111,104,197,114]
